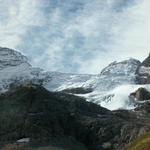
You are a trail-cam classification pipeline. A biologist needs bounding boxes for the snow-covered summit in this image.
[0,47,96,93]
[95,58,141,91]
[76,58,141,110]
[0,47,30,70]
[100,58,140,77]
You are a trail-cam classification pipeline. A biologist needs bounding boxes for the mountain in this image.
[97,58,141,90]
[0,47,142,110]
[0,47,30,69]
[1,83,150,150]
[0,47,97,93]
[75,58,141,110]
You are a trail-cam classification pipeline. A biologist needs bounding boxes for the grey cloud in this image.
[0,0,150,74]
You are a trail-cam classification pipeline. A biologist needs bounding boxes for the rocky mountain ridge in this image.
[136,54,150,84]
[0,47,30,70]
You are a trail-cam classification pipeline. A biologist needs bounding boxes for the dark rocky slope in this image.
[130,87,150,101]
[0,83,150,149]
[136,54,150,84]
[61,87,93,94]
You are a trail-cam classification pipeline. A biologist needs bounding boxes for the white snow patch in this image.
[100,84,140,110]
[76,84,150,110]
[17,138,30,143]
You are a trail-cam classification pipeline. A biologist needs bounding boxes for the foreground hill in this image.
[1,83,150,150]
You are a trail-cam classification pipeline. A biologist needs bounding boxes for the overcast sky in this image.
[0,0,150,74]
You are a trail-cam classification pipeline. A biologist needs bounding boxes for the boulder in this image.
[130,88,150,101]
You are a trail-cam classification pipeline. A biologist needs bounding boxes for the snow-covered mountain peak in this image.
[100,58,141,76]
[76,58,142,110]
[0,47,97,93]
[94,58,141,92]
[0,47,30,70]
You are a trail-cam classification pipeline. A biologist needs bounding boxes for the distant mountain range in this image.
[0,47,150,110]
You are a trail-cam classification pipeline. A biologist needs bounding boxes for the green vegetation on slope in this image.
[125,132,150,150]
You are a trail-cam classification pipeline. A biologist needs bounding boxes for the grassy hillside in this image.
[125,132,150,150]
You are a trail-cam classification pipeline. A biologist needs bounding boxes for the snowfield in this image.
[77,84,150,110]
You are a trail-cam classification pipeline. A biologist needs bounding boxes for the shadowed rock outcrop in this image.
[136,54,150,84]
[130,88,150,101]
[61,87,93,94]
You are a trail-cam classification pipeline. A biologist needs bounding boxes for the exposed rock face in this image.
[1,84,150,150]
[0,47,30,70]
[130,88,150,101]
[135,102,150,114]
[137,54,150,67]
[136,54,150,84]
[61,87,93,94]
